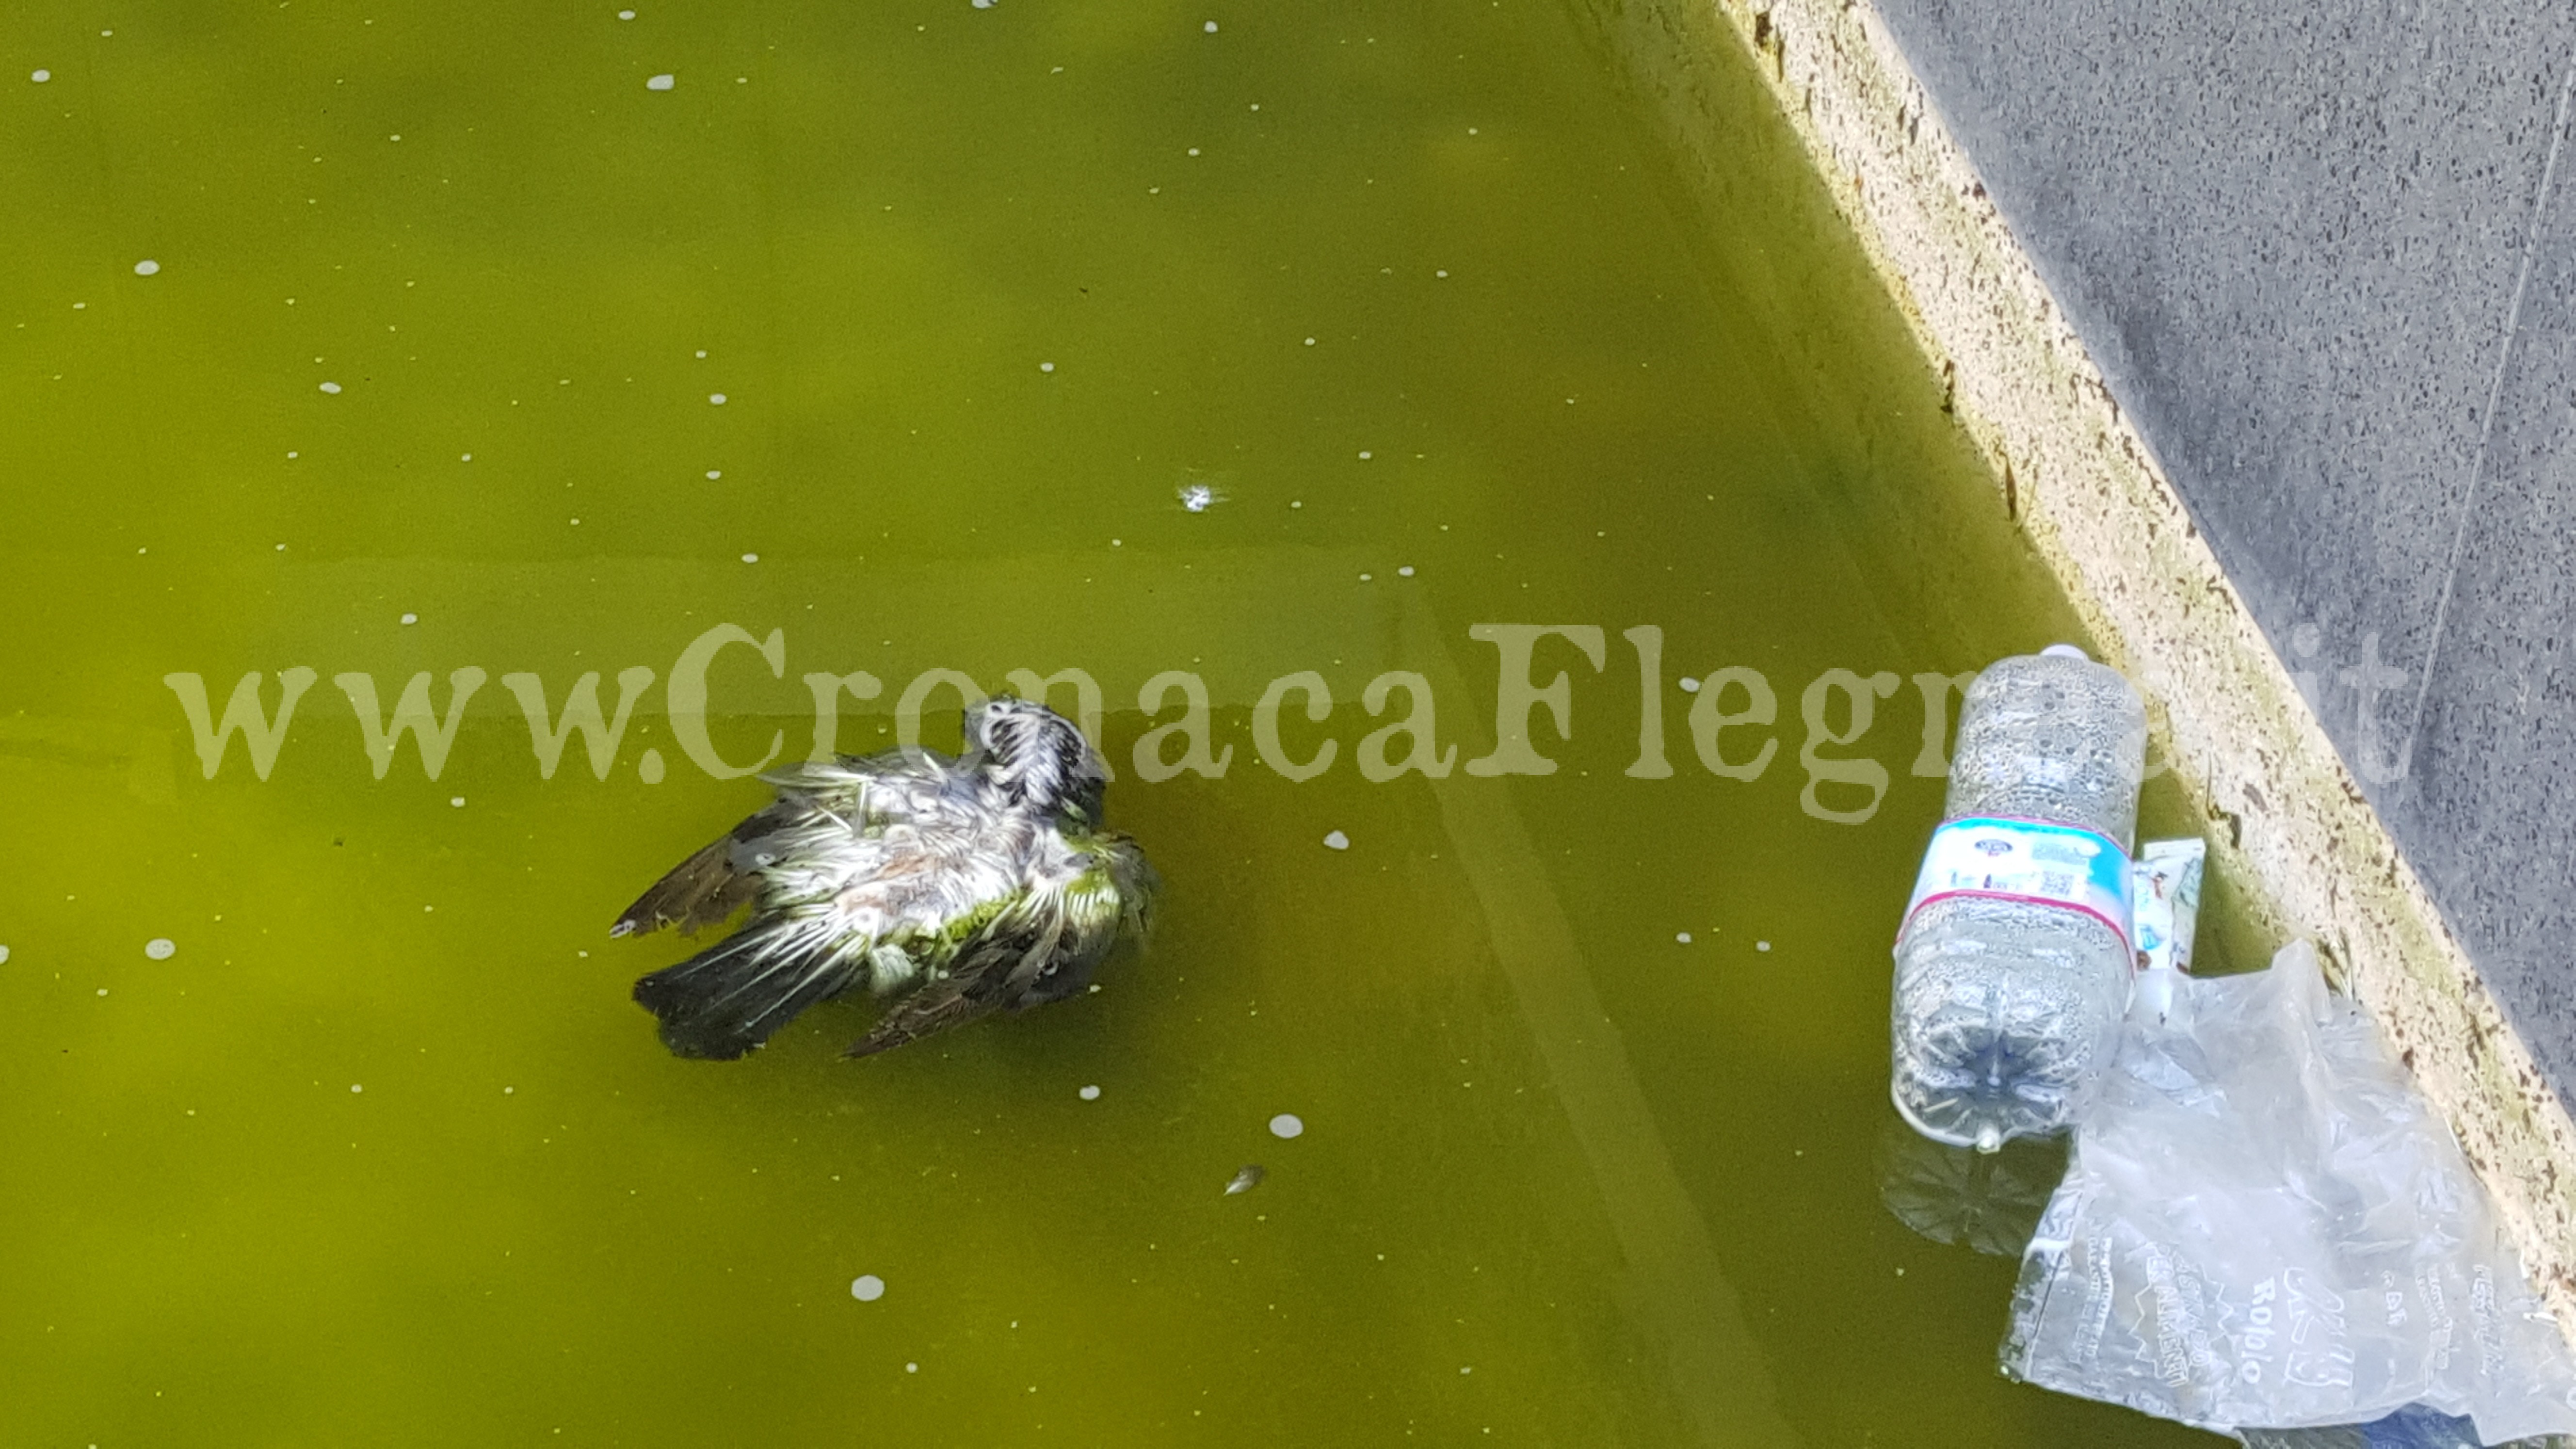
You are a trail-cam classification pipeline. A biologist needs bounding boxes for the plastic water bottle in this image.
[1891,645,2148,1152]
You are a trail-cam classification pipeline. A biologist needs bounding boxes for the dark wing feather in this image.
[610,803,794,938]
[632,918,864,1060]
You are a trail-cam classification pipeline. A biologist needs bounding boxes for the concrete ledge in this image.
[1574,0,2576,1326]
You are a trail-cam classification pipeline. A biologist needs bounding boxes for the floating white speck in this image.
[1756,940,1772,952]
[693,348,707,358]
[1110,537,1122,547]
[1225,1164,1265,1194]
[287,451,298,459]
[1078,1084,1101,1100]
[461,452,473,462]
[706,469,721,479]
[1039,361,1054,373]
[971,0,994,8]
[708,392,726,404]
[1204,19,1218,31]
[400,612,419,625]
[351,1083,364,1093]
[1321,830,1349,851]
[851,1274,886,1302]
[1177,483,1219,512]
[145,938,176,961]
[1680,676,1702,692]
[1461,1366,1474,1375]
[97,987,109,997]
[1397,565,1415,577]
[319,381,342,394]
[569,517,580,525]
[133,258,160,276]
[1290,500,1302,508]
[1676,932,1693,944]
[618,8,636,17]
[32,69,50,82]
[905,1362,918,1373]
[1270,1113,1304,1139]
[1303,337,1315,346]
[646,73,675,90]
[0,946,9,964]
[450,796,466,808]
[1358,572,1373,582]
[741,552,759,564]
[1436,269,1449,278]
[1187,147,1201,157]
[388,134,401,142]
[504,1086,515,1094]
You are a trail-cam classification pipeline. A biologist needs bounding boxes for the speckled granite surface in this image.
[1870,1,2576,1094]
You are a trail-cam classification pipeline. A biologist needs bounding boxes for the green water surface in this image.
[2,1,2227,1444]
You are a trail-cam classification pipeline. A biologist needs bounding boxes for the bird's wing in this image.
[610,800,796,938]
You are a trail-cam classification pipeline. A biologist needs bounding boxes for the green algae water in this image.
[1,2,2229,1444]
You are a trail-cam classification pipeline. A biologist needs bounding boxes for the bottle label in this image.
[1903,817,2134,949]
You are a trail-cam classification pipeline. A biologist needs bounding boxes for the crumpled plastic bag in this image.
[2000,941,2576,1443]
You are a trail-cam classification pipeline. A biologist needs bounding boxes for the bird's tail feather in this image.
[632,921,861,1060]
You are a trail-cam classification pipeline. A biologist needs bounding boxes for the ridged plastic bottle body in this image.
[1892,653,2148,1151]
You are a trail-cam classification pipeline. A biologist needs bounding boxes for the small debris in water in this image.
[708,392,726,404]
[1203,20,1218,31]
[1321,830,1349,851]
[450,796,466,808]
[741,552,759,564]
[350,1083,363,1093]
[1680,676,1702,692]
[1039,361,1055,373]
[1359,572,1373,582]
[1177,482,1221,512]
[1358,450,1372,460]
[1269,1112,1304,1139]
[1676,932,1692,944]
[705,469,720,479]
[1398,565,1416,577]
[462,453,473,462]
[145,938,176,960]
[32,69,51,82]
[401,612,419,625]
[1757,940,1772,952]
[319,381,342,394]
[851,1274,886,1302]
[646,73,675,91]
[133,259,160,276]
[905,1362,918,1373]
[1225,1165,1265,1195]
[0,946,9,964]
[1078,1084,1101,1100]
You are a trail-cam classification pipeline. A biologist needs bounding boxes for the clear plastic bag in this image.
[2002,941,2576,1443]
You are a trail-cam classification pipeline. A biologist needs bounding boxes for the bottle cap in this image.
[2040,644,2091,661]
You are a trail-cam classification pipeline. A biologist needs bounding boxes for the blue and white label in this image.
[1904,817,2134,949]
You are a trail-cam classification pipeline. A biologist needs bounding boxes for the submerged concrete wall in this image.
[1573,0,2576,1324]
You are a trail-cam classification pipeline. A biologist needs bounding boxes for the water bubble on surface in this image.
[741,553,759,564]
[851,1274,886,1302]
[1269,1113,1304,1139]
[1757,940,1772,952]
[1398,565,1415,576]
[401,612,419,624]
[1358,572,1373,581]
[319,381,342,394]
[31,69,50,82]
[350,1083,363,1093]
[461,453,472,462]
[618,9,636,17]
[1039,361,1055,372]
[145,938,176,961]
[134,259,160,276]
[646,74,675,91]
[708,392,726,404]
[1078,1084,1101,1100]
[905,1363,918,1373]
[1358,450,1372,460]
[450,796,465,807]
[706,469,721,479]
[1676,932,1692,944]
[1321,830,1349,851]
[1204,20,1218,31]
